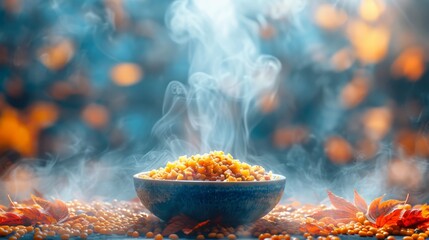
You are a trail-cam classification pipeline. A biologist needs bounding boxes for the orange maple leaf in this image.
[366,195,407,225]
[162,214,211,236]
[31,195,69,223]
[397,205,429,229]
[327,191,359,215]
[354,190,368,213]
[0,212,25,225]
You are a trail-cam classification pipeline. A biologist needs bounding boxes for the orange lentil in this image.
[169,234,179,240]
[227,234,237,240]
[155,234,164,240]
[196,234,205,240]
[132,231,139,238]
[216,233,225,239]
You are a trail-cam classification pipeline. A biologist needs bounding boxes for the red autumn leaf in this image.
[182,219,210,235]
[12,206,57,225]
[397,206,429,228]
[366,196,383,223]
[0,212,25,225]
[311,209,356,220]
[162,215,198,236]
[366,195,406,225]
[31,195,69,222]
[327,191,359,215]
[417,221,429,230]
[354,190,368,213]
[375,208,403,227]
[299,222,332,236]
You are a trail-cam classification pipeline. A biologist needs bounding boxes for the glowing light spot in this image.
[356,138,378,160]
[0,108,35,156]
[314,4,347,31]
[39,39,75,71]
[2,0,21,14]
[331,48,355,72]
[260,24,276,40]
[50,81,74,100]
[415,134,429,157]
[395,129,416,156]
[347,21,390,64]
[362,107,392,140]
[325,136,353,164]
[81,104,110,129]
[111,63,143,86]
[388,159,421,190]
[359,0,385,22]
[29,102,59,128]
[273,126,308,149]
[391,47,425,81]
[259,93,279,113]
[340,77,369,108]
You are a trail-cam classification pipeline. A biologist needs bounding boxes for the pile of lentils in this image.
[1,201,428,240]
[140,151,272,182]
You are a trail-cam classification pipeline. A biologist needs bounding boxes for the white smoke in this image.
[148,0,282,163]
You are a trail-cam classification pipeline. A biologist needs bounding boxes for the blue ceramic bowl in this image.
[133,172,286,226]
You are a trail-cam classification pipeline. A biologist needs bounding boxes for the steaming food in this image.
[139,151,272,181]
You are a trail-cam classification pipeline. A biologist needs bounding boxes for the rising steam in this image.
[147,0,281,165]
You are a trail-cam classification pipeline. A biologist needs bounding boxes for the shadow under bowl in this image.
[133,172,286,226]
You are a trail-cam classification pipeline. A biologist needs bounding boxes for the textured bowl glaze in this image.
[133,172,286,226]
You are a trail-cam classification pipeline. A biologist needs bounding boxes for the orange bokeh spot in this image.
[362,107,392,140]
[28,102,59,129]
[2,0,21,14]
[111,63,143,86]
[325,136,353,164]
[0,108,35,156]
[81,104,110,129]
[395,130,429,157]
[395,129,416,157]
[273,126,308,149]
[39,39,74,71]
[341,77,369,108]
[314,4,348,31]
[260,24,276,40]
[347,21,390,64]
[331,48,355,72]
[359,0,385,22]
[391,47,425,81]
[356,138,378,160]
[260,93,279,113]
[388,159,421,190]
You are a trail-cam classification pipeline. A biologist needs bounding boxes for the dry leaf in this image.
[366,196,383,223]
[0,212,25,225]
[327,191,359,215]
[12,206,56,225]
[398,207,429,228]
[182,219,210,235]
[375,208,403,227]
[354,190,368,213]
[31,195,69,222]
[162,215,198,236]
[366,195,406,225]
[299,222,332,235]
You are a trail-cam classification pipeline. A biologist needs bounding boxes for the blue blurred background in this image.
[0,0,428,203]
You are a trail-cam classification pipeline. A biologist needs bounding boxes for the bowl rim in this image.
[133,171,286,184]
